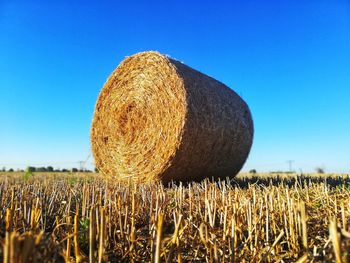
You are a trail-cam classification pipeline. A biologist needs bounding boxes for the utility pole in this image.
[78,161,84,171]
[287,160,294,172]
[82,154,91,171]
[78,154,91,172]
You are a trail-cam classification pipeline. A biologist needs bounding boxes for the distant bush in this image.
[316,167,325,174]
[249,169,257,174]
[72,168,78,173]
[8,168,14,172]
[27,166,36,173]
[270,171,295,174]
[36,167,47,172]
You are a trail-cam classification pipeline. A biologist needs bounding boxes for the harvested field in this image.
[1,172,350,262]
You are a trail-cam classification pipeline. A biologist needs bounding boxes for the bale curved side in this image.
[160,59,254,183]
[91,51,254,183]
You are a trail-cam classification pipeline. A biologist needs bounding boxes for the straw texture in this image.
[91,51,253,183]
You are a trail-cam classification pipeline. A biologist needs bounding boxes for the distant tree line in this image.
[1,166,98,173]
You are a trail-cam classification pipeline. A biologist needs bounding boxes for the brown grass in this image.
[1,172,350,262]
[91,51,253,183]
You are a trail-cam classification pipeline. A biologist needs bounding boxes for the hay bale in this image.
[91,51,253,183]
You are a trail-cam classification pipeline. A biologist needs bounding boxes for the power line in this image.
[77,153,92,171]
[0,162,79,166]
[287,160,295,172]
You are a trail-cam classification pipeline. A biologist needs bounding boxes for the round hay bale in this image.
[91,51,253,183]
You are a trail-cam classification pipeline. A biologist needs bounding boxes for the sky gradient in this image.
[1,1,349,173]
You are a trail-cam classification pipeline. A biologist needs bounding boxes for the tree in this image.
[27,166,36,173]
[36,167,47,172]
[72,168,78,173]
[1,167,5,172]
[47,166,54,172]
[8,168,14,172]
[94,167,99,173]
[315,167,325,174]
[249,169,257,174]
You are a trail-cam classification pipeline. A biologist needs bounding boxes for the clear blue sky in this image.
[1,1,349,173]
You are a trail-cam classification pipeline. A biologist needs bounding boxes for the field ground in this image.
[1,172,350,262]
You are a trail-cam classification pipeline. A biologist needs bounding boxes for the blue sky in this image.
[0,1,349,173]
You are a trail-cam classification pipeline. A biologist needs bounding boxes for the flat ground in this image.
[1,172,350,262]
